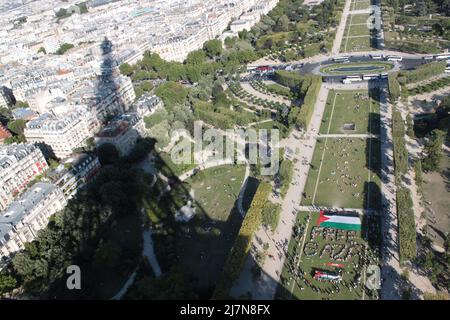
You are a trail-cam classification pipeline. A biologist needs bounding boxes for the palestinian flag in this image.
[317,210,361,231]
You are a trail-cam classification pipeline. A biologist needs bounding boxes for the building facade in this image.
[0,143,48,211]
[47,153,101,200]
[94,113,144,156]
[0,182,67,264]
[24,106,99,159]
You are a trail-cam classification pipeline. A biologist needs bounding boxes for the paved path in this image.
[332,0,352,54]
[143,230,162,277]
[297,205,380,215]
[318,133,379,138]
[378,81,402,300]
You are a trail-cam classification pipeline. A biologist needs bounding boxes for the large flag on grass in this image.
[317,210,361,231]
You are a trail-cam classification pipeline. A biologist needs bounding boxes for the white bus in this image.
[362,74,379,80]
[331,56,350,62]
[386,55,403,61]
[342,75,362,84]
[370,54,383,60]
[435,54,450,60]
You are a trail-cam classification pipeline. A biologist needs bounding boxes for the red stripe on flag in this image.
[317,210,330,226]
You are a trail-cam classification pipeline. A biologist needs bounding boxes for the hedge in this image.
[398,61,447,84]
[392,109,408,176]
[296,75,322,130]
[396,187,417,263]
[388,72,401,102]
[213,182,271,299]
[274,70,304,89]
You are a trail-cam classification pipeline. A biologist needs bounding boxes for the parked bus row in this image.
[341,73,388,84]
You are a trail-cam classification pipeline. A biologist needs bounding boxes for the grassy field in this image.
[174,165,247,295]
[352,0,370,10]
[302,138,381,209]
[186,165,246,220]
[345,24,371,37]
[319,90,380,134]
[341,35,372,52]
[341,12,374,52]
[350,13,371,25]
[277,211,380,300]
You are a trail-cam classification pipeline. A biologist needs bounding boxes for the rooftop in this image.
[0,182,59,243]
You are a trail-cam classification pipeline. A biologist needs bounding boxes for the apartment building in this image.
[24,106,99,159]
[0,86,15,109]
[0,182,67,264]
[134,94,164,118]
[95,113,144,156]
[0,143,48,211]
[91,75,136,120]
[47,153,101,200]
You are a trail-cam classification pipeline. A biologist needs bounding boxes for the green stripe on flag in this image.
[320,221,361,231]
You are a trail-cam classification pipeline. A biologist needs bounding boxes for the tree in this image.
[275,14,290,32]
[422,129,446,171]
[97,143,119,166]
[224,36,236,48]
[7,119,26,135]
[185,50,206,65]
[126,267,196,299]
[55,43,75,55]
[15,101,29,109]
[406,114,415,138]
[155,81,189,107]
[119,63,134,76]
[0,274,17,295]
[203,39,223,58]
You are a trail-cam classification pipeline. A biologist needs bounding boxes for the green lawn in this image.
[341,36,372,52]
[349,13,371,25]
[345,24,370,37]
[174,165,247,295]
[302,137,381,209]
[352,0,370,10]
[341,13,374,52]
[186,165,246,221]
[319,90,380,134]
[277,211,380,300]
